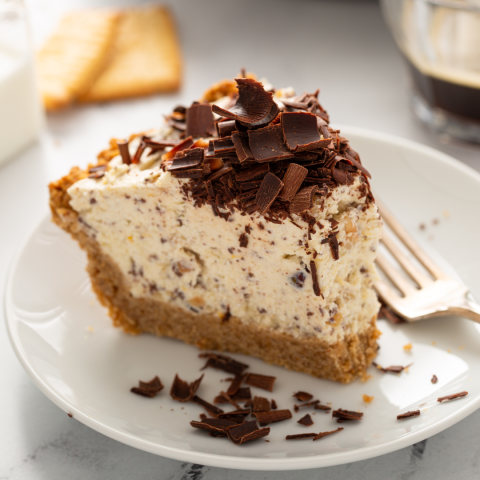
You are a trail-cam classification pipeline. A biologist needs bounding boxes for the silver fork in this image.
[374,200,480,323]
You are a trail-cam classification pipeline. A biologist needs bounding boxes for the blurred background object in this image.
[382,0,480,142]
[0,0,42,166]
[37,4,181,111]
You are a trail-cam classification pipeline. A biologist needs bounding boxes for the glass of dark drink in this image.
[381,0,480,142]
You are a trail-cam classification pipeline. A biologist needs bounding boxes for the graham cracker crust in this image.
[49,162,379,384]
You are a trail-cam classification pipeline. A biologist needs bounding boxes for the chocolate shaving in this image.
[239,232,248,248]
[117,140,131,165]
[225,420,270,445]
[199,353,249,375]
[328,235,339,260]
[163,136,194,161]
[218,409,250,420]
[236,163,269,182]
[294,400,320,412]
[297,414,314,426]
[313,427,344,441]
[232,132,254,163]
[310,260,321,297]
[212,78,274,125]
[281,112,326,152]
[130,376,164,398]
[278,163,308,202]
[190,418,237,435]
[437,391,468,403]
[227,375,246,396]
[186,103,214,138]
[314,404,331,411]
[245,373,276,392]
[255,173,284,214]
[286,433,318,440]
[132,139,146,164]
[213,136,236,155]
[289,185,318,214]
[431,375,438,384]
[397,410,420,420]
[170,374,204,402]
[332,409,363,423]
[293,391,314,402]
[253,409,292,426]
[271,399,278,410]
[217,119,237,137]
[375,363,412,374]
[192,395,225,417]
[378,304,406,324]
[252,396,271,413]
[248,124,294,163]
[218,391,241,410]
[215,387,251,404]
[168,148,204,172]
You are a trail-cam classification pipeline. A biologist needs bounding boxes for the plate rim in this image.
[5,125,480,471]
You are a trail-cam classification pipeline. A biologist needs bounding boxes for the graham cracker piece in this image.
[38,10,120,111]
[80,6,182,102]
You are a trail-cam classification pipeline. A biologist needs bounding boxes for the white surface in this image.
[2,0,480,478]
[5,127,480,470]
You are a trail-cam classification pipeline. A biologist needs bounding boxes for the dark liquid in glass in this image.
[405,57,480,124]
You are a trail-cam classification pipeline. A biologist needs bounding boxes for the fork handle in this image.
[450,295,480,323]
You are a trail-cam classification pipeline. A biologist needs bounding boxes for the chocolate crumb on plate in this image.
[226,374,246,396]
[252,396,271,412]
[192,395,225,418]
[199,353,249,375]
[378,304,406,324]
[332,409,363,423]
[374,363,412,374]
[286,433,317,440]
[397,410,420,420]
[297,414,314,426]
[271,399,278,410]
[431,375,438,384]
[218,391,241,410]
[313,427,344,441]
[314,404,331,411]
[253,409,293,425]
[245,373,276,392]
[437,391,468,403]
[294,400,320,412]
[226,420,270,445]
[170,374,203,402]
[190,417,237,435]
[131,375,164,398]
[293,391,314,402]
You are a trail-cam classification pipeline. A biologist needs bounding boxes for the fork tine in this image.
[376,199,447,280]
[381,230,433,288]
[373,275,403,309]
[376,252,418,296]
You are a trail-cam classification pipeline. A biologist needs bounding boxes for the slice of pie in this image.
[49,75,382,383]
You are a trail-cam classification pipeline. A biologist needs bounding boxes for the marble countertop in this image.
[1,0,479,478]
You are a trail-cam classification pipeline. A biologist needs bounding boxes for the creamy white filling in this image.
[68,150,382,343]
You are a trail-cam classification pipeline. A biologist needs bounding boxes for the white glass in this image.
[381,0,480,143]
[0,0,43,166]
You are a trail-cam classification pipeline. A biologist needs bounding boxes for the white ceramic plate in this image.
[5,126,480,471]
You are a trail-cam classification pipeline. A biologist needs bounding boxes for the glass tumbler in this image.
[381,0,480,143]
[0,0,42,166]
